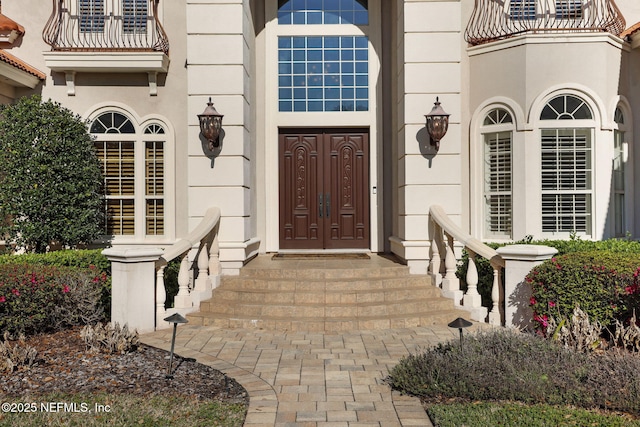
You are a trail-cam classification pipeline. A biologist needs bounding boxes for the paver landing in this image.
[142,324,483,426]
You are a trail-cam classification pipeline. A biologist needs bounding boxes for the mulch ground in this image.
[0,327,249,406]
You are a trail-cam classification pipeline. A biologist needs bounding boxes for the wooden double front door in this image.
[279,129,370,250]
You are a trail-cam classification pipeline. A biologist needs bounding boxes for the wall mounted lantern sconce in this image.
[425,97,450,150]
[198,97,224,152]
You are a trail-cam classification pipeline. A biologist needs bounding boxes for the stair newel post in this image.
[488,265,502,325]
[429,217,442,286]
[173,253,193,309]
[194,243,210,293]
[156,265,167,328]
[209,232,221,289]
[463,250,482,308]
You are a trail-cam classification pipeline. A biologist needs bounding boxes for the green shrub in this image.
[0,264,108,336]
[0,249,112,318]
[0,249,110,274]
[456,238,640,313]
[387,329,640,416]
[0,95,104,253]
[527,251,640,332]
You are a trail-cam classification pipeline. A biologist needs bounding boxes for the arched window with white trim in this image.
[539,94,594,236]
[91,111,167,238]
[612,107,626,237]
[482,108,513,239]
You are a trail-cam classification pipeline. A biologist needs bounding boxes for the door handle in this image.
[326,193,330,218]
[318,194,323,218]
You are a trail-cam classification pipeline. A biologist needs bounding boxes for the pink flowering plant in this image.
[526,251,640,334]
[0,263,108,336]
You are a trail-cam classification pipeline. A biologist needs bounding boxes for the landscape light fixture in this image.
[198,97,224,151]
[448,317,472,346]
[164,312,189,379]
[425,97,450,150]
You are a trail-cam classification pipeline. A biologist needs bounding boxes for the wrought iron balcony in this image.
[43,0,169,54]
[465,0,626,46]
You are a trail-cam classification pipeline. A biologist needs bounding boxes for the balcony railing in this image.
[465,0,626,46]
[43,0,169,54]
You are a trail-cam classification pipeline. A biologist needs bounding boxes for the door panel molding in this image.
[279,128,369,250]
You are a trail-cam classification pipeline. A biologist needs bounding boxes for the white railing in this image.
[429,205,505,325]
[154,207,221,329]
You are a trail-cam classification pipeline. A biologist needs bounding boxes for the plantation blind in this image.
[540,128,592,234]
[484,131,512,238]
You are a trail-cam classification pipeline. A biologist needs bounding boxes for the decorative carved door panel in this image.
[279,129,370,250]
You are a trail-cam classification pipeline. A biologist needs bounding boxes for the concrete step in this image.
[188,309,465,332]
[187,254,470,332]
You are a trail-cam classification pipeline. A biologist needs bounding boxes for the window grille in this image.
[278,36,369,112]
[278,0,368,25]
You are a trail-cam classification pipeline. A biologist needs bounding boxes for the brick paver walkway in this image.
[142,324,482,426]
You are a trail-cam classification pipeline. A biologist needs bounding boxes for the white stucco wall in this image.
[392,0,464,273]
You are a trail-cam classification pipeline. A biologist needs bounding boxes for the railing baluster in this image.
[464,250,487,321]
[429,218,442,286]
[173,253,193,309]
[489,266,502,325]
[209,233,221,289]
[156,265,167,326]
[194,243,210,293]
[444,233,457,281]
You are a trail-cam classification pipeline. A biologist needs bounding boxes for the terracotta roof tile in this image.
[0,13,24,34]
[0,49,46,80]
[621,22,640,39]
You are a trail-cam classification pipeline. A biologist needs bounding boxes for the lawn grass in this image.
[0,393,246,427]
[427,402,640,427]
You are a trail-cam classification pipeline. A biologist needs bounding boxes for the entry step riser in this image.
[188,255,470,331]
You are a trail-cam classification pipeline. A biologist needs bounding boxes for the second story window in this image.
[79,0,105,33]
[555,0,582,19]
[123,0,148,33]
[509,0,536,20]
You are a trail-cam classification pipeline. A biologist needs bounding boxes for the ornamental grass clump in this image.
[386,329,640,416]
[0,263,108,336]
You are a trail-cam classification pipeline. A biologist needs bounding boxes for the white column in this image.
[103,247,163,334]
[496,244,558,330]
